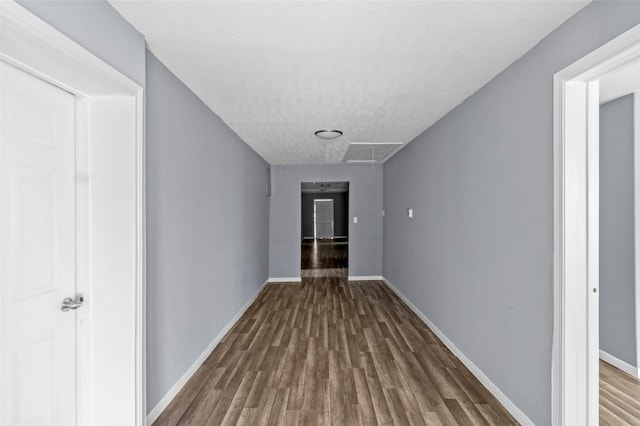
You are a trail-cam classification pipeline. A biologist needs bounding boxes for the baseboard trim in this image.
[600,349,640,378]
[382,277,535,426]
[347,275,384,281]
[268,277,302,283]
[146,279,270,425]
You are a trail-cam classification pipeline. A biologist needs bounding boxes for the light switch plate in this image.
[353,216,358,223]
[407,208,413,218]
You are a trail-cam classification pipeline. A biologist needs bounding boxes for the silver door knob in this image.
[61,294,84,312]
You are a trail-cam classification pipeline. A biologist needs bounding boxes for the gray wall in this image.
[600,94,638,367]
[270,164,382,278]
[301,192,349,238]
[146,51,270,410]
[16,0,146,87]
[382,2,640,425]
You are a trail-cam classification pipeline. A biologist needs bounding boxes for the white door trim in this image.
[0,1,145,425]
[634,92,640,377]
[553,23,640,426]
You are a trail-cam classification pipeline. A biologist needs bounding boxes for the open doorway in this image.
[300,182,349,279]
[553,24,640,425]
[597,65,640,423]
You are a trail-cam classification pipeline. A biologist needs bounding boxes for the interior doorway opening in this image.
[300,182,349,279]
[553,23,640,426]
[598,86,640,424]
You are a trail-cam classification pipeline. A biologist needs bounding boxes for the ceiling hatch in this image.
[342,143,403,164]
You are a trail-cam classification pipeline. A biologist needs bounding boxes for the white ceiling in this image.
[600,61,640,104]
[111,0,588,165]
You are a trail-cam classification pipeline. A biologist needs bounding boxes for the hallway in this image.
[153,240,517,425]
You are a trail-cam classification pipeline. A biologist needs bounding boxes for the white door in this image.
[1,63,78,425]
[314,199,334,239]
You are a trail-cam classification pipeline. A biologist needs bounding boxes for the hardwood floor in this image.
[301,238,348,271]
[600,359,640,425]
[153,240,517,425]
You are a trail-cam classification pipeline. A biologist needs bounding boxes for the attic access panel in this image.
[342,143,403,163]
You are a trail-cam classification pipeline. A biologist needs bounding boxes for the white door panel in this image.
[1,63,77,425]
[314,200,334,239]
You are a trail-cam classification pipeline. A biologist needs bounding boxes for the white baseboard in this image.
[382,277,534,426]
[600,349,640,378]
[348,275,384,281]
[146,279,270,425]
[268,277,302,283]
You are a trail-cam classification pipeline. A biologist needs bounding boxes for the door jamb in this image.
[553,23,640,426]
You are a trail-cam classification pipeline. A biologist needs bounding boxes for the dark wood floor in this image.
[153,240,517,425]
[301,238,348,270]
[600,360,640,425]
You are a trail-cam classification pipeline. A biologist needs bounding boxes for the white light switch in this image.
[353,216,358,223]
[407,208,413,218]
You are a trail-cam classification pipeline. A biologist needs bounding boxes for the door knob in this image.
[61,294,84,312]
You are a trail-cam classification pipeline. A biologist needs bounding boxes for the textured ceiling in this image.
[111,1,588,165]
[600,61,640,104]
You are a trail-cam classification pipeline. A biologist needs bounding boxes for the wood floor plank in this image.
[153,366,218,426]
[475,403,508,425]
[600,359,640,426]
[444,399,474,426]
[383,388,412,425]
[152,239,518,425]
[352,367,378,426]
[395,386,428,426]
[219,370,259,426]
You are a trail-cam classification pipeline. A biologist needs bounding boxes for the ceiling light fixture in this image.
[314,129,343,140]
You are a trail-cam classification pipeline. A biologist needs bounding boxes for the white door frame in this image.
[553,23,640,426]
[0,2,145,425]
